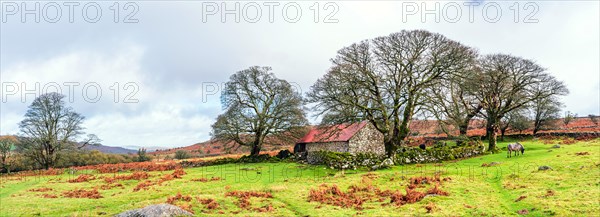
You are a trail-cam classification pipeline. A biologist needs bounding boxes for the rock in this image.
[551,144,560,148]
[538,165,553,171]
[381,158,394,167]
[114,204,193,217]
[372,158,394,170]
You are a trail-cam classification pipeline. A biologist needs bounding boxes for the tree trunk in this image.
[500,127,507,141]
[486,119,498,152]
[384,140,398,158]
[250,145,261,156]
[458,124,468,137]
[456,124,469,146]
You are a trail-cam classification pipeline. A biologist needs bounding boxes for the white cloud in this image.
[1,1,598,148]
[0,43,216,148]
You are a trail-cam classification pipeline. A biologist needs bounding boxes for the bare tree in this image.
[530,96,562,135]
[475,54,568,151]
[211,66,307,156]
[589,114,599,126]
[499,109,530,140]
[308,30,476,156]
[427,62,482,141]
[563,111,577,127]
[18,92,97,169]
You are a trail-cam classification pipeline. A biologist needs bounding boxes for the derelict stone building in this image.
[294,122,385,163]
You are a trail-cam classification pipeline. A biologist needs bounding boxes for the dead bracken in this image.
[28,187,53,192]
[308,176,451,210]
[515,195,527,202]
[68,174,96,183]
[191,177,222,182]
[133,180,155,192]
[225,190,274,211]
[166,192,194,213]
[197,198,220,210]
[104,171,150,184]
[62,188,103,199]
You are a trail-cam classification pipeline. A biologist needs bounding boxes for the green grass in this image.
[1,138,598,216]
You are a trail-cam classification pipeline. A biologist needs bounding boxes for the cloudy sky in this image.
[1,0,598,149]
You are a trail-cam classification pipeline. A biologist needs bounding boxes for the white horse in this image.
[507,142,525,158]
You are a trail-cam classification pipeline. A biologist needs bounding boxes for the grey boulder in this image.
[115,204,193,217]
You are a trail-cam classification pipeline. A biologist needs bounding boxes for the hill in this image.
[83,144,137,154]
[153,117,600,156]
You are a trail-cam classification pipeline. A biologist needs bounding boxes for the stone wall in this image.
[348,123,386,155]
[305,142,349,164]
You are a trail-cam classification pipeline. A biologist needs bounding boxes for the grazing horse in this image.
[507,142,525,158]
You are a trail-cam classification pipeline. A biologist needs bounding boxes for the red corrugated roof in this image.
[297,122,368,143]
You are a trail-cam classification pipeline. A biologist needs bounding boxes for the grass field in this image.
[1,138,598,216]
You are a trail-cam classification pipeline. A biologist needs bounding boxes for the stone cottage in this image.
[294,122,385,163]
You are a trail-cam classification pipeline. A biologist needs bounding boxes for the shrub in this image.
[237,154,279,163]
[276,150,293,159]
[175,150,191,160]
[136,148,151,162]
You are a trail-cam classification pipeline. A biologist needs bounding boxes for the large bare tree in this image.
[475,54,568,151]
[211,66,307,156]
[427,61,482,140]
[18,92,98,169]
[308,30,476,156]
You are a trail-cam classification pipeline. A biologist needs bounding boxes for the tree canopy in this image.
[308,30,477,156]
[211,66,307,156]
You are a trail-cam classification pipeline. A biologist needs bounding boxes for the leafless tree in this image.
[499,109,530,140]
[18,92,98,169]
[563,111,577,127]
[308,30,476,156]
[426,60,482,141]
[530,96,562,135]
[474,54,568,151]
[589,114,599,126]
[211,66,307,156]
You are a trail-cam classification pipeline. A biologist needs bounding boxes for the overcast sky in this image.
[1,1,598,149]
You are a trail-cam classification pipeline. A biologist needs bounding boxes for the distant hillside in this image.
[151,136,299,156]
[84,144,137,154]
[154,117,600,156]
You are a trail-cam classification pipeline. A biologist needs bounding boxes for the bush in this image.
[394,140,485,165]
[136,148,151,162]
[237,154,280,163]
[276,150,293,159]
[174,150,191,160]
